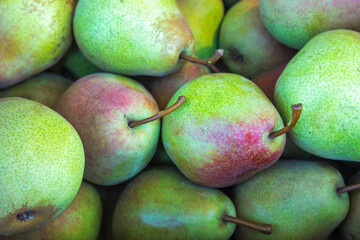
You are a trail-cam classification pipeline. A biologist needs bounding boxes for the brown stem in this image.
[222,215,272,235]
[128,96,186,128]
[337,184,360,195]
[180,49,224,64]
[205,63,221,73]
[269,103,303,139]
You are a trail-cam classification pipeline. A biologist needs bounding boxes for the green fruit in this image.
[232,160,349,240]
[339,171,360,240]
[0,98,85,236]
[74,0,194,77]
[274,29,360,161]
[177,0,224,59]
[259,0,360,49]
[0,73,72,109]
[219,0,296,79]
[112,166,236,240]
[0,0,75,89]
[162,73,285,188]
[1,181,102,240]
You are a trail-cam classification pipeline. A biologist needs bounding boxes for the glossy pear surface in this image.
[275,30,360,161]
[162,73,285,188]
[0,98,85,236]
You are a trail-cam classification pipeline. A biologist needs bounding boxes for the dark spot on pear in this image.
[228,48,244,63]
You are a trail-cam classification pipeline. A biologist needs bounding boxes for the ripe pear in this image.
[55,73,160,185]
[1,181,102,240]
[0,73,72,108]
[176,0,224,59]
[0,0,75,89]
[219,0,296,79]
[112,166,237,240]
[274,29,360,161]
[0,98,85,236]
[339,171,360,240]
[232,160,349,240]
[162,73,286,188]
[259,0,360,49]
[74,0,194,77]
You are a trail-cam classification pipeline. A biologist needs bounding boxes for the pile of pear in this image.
[1,0,360,239]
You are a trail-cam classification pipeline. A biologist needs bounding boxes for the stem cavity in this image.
[17,211,35,222]
[269,103,303,139]
[337,184,360,195]
[128,96,186,128]
[222,214,272,235]
[180,49,224,65]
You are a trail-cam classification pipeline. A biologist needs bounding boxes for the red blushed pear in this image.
[162,73,302,188]
[54,73,187,186]
[0,181,102,240]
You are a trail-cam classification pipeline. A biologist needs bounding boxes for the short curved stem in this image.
[128,96,186,128]
[180,49,224,64]
[222,214,272,235]
[205,64,221,73]
[269,103,303,139]
[337,184,360,195]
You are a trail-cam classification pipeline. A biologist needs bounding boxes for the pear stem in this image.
[128,96,186,128]
[222,215,272,234]
[205,64,221,73]
[180,49,224,64]
[337,184,360,195]
[269,103,303,139]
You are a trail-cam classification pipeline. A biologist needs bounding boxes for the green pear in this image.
[74,0,194,77]
[112,166,237,240]
[63,44,101,80]
[162,73,287,188]
[0,98,85,236]
[219,0,296,79]
[0,0,75,89]
[232,160,349,240]
[274,29,360,161]
[1,181,102,240]
[176,0,224,59]
[259,0,360,49]
[339,171,360,240]
[0,73,72,108]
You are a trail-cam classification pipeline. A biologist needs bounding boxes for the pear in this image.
[274,29,360,161]
[176,0,224,59]
[0,73,72,108]
[162,73,297,188]
[74,0,194,77]
[232,160,349,240]
[259,0,360,49]
[1,181,102,240]
[339,171,360,240]
[219,0,296,79]
[0,98,85,236]
[112,166,271,240]
[0,0,75,89]
[55,73,160,186]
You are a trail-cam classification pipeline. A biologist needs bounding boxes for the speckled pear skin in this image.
[232,160,349,240]
[339,171,360,240]
[162,73,285,188]
[147,62,211,110]
[259,0,360,49]
[219,0,296,79]
[0,98,85,236]
[176,0,224,59]
[0,73,72,109]
[112,166,236,240]
[274,29,360,161]
[0,0,76,89]
[54,73,160,186]
[1,181,102,240]
[74,0,194,77]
